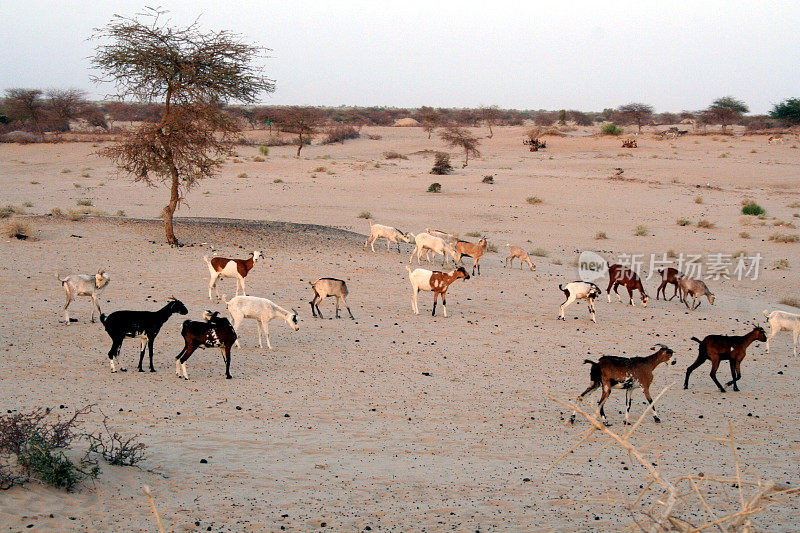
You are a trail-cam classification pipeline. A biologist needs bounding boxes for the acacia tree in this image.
[617,103,654,133]
[3,89,47,134]
[704,96,748,133]
[275,106,325,157]
[418,106,440,139]
[440,126,481,167]
[481,105,501,138]
[770,98,800,125]
[91,8,274,245]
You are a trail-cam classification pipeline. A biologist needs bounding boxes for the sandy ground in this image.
[0,126,799,531]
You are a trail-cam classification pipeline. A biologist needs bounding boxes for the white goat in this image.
[225,295,299,350]
[364,220,413,253]
[57,270,110,323]
[763,309,800,356]
[558,281,602,323]
[424,228,458,261]
[409,232,457,265]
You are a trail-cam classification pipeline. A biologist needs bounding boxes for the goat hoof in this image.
[654,417,661,423]
[120,369,127,372]
[226,375,232,380]
[150,369,156,373]
[138,368,145,372]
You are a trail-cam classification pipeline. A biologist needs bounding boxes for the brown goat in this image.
[656,267,683,301]
[570,345,675,425]
[407,266,470,316]
[684,326,767,392]
[454,238,488,275]
[204,251,263,301]
[606,264,649,307]
[504,245,535,271]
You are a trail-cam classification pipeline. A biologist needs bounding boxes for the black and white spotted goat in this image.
[558,281,602,323]
[175,311,237,380]
[99,298,189,373]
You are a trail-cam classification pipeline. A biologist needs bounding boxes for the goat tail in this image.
[690,336,702,344]
[583,359,596,365]
[762,309,770,318]
[405,265,412,275]
[99,313,107,325]
[56,272,66,284]
[558,284,563,291]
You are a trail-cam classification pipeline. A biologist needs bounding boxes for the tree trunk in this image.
[488,124,493,138]
[296,133,303,157]
[637,122,642,133]
[162,165,180,245]
[463,149,469,168]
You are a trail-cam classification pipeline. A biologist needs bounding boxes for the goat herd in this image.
[57,219,799,426]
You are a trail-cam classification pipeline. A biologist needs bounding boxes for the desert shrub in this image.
[594,231,607,240]
[50,207,63,216]
[780,297,800,308]
[430,152,452,175]
[22,201,33,207]
[770,232,800,243]
[697,219,716,229]
[258,145,269,156]
[273,178,283,183]
[773,258,790,270]
[600,123,623,135]
[530,248,548,257]
[742,202,766,216]
[367,134,382,140]
[4,219,33,240]
[0,205,25,218]
[313,166,327,173]
[694,196,703,204]
[718,152,730,158]
[788,201,800,208]
[322,124,359,144]
[773,220,796,228]
[61,168,71,174]
[427,182,442,193]
[666,249,678,258]
[252,156,265,162]
[634,224,648,236]
[739,231,750,239]
[115,210,126,217]
[358,211,372,219]
[237,172,248,179]
[466,231,482,238]
[526,196,543,205]
[264,134,293,147]
[76,199,93,206]
[486,242,498,253]
[85,419,147,467]
[383,151,407,160]
[676,218,692,226]
[551,258,563,265]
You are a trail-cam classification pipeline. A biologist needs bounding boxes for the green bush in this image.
[427,182,442,193]
[742,202,766,216]
[430,152,452,175]
[601,123,623,135]
[259,145,269,156]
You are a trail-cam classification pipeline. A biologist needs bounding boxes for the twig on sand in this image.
[144,485,166,533]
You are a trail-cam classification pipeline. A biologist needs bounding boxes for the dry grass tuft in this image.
[694,196,703,204]
[383,151,407,160]
[4,219,34,240]
[594,231,607,240]
[772,258,790,270]
[634,224,648,236]
[526,196,543,205]
[780,297,800,308]
[770,232,800,243]
[697,218,716,229]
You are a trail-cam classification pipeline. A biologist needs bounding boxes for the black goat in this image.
[176,311,237,380]
[99,298,189,373]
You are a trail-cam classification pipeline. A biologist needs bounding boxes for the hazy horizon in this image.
[2,1,798,114]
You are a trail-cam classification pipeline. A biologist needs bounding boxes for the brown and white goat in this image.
[454,238,488,276]
[570,345,675,426]
[309,278,354,319]
[504,245,536,271]
[655,267,684,301]
[684,326,767,392]
[58,270,110,323]
[558,281,602,323]
[203,251,263,301]
[677,277,715,310]
[176,311,237,380]
[407,266,470,317]
[606,264,649,307]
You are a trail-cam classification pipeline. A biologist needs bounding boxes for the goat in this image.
[454,238,488,276]
[763,309,800,356]
[558,281,602,323]
[363,220,413,253]
[99,298,188,373]
[677,277,715,310]
[768,135,784,145]
[606,264,649,307]
[423,228,458,262]
[175,311,237,380]
[621,138,638,148]
[309,278,354,319]
[684,326,767,392]
[224,295,299,349]
[57,270,110,323]
[655,267,684,301]
[504,244,536,271]
[409,232,457,266]
[570,345,675,426]
[203,251,263,301]
[407,266,470,317]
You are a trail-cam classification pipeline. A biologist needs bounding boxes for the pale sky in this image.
[1,0,798,114]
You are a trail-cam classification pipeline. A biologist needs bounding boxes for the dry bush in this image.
[76,198,93,206]
[322,124,359,144]
[0,205,25,218]
[594,231,607,240]
[739,231,750,239]
[367,134,382,140]
[787,201,800,208]
[383,151,408,160]
[237,172,248,179]
[772,258,790,270]
[85,417,147,467]
[634,224,649,236]
[551,391,800,531]
[676,218,692,226]
[4,219,34,240]
[50,207,63,216]
[773,220,796,228]
[530,248,548,257]
[264,134,293,146]
[697,218,716,229]
[358,211,372,219]
[694,196,703,204]
[526,196,543,205]
[770,233,800,243]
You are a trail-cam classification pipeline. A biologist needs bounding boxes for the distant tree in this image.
[3,89,47,134]
[46,89,89,132]
[275,106,325,157]
[568,110,592,126]
[557,109,567,125]
[617,103,654,133]
[480,105,501,138]
[770,98,800,125]
[439,126,481,167]
[92,8,274,245]
[704,96,749,133]
[534,112,556,126]
[418,106,440,139]
[655,112,678,125]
